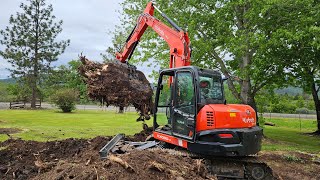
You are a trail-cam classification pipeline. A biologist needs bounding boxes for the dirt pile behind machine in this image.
[78,56,153,121]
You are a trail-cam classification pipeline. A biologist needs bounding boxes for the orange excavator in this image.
[99,2,271,179]
[115,1,262,157]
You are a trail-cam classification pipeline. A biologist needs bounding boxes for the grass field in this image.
[0,109,154,141]
[0,109,319,153]
[262,118,319,153]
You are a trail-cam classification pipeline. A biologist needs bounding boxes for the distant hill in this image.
[0,78,16,84]
[274,87,303,96]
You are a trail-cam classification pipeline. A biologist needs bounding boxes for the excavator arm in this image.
[116,2,191,68]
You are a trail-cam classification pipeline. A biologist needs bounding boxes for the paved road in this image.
[0,102,316,119]
[0,102,128,111]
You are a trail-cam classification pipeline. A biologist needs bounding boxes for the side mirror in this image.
[222,77,229,82]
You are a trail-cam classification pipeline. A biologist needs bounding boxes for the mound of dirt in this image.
[78,56,153,121]
[0,136,111,180]
[34,149,208,180]
[0,129,319,180]
[0,128,207,180]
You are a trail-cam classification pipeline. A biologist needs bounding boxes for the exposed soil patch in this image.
[0,128,21,134]
[259,151,320,180]
[0,129,318,180]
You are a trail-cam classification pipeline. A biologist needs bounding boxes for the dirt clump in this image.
[78,56,153,121]
[126,126,153,142]
[0,128,21,134]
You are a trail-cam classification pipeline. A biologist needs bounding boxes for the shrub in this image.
[271,101,297,114]
[295,108,309,114]
[50,89,79,112]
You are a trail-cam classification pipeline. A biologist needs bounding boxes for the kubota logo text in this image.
[156,134,171,142]
[242,118,254,123]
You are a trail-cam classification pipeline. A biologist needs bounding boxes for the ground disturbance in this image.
[0,130,319,180]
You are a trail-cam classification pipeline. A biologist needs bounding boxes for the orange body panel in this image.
[153,131,188,148]
[196,104,256,132]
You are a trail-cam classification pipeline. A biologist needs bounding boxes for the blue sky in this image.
[0,0,155,81]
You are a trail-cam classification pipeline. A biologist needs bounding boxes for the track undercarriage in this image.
[99,134,277,180]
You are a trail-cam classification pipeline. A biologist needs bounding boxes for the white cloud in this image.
[0,0,157,82]
[0,0,123,76]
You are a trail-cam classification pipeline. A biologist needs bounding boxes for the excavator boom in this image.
[115,2,191,68]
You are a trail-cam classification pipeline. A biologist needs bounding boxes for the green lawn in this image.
[0,109,319,154]
[0,109,154,141]
[263,118,319,153]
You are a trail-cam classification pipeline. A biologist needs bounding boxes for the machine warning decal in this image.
[230,112,236,117]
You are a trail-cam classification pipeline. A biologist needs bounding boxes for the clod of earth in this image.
[0,128,21,134]
[78,56,153,121]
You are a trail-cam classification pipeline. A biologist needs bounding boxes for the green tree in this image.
[102,30,127,63]
[0,0,70,108]
[119,0,289,119]
[43,60,88,103]
[263,0,320,133]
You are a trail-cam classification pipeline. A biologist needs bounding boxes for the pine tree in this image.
[0,0,70,108]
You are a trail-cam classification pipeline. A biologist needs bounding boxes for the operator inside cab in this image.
[199,77,223,104]
[200,79,210,102]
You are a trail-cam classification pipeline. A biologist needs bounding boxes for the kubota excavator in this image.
[100,2,273,179]
[115,1,262,157]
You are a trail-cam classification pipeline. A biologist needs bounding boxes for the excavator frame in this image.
[100,2,276,179]
[115,1,262,157]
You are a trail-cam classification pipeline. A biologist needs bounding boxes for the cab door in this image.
[172,70,196,140]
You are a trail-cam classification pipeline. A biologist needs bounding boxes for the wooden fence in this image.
[9,99,41,109]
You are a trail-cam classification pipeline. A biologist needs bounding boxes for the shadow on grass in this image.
[53,110,77,114]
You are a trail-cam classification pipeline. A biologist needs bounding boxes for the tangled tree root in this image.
[78,56,153,121]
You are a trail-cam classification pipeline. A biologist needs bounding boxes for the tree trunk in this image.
[119,106,124,113]
[31,0,40,109]
[31,79,37,108]
[247,94,259,125]
[240,78,259,119]
[311,80,320,133]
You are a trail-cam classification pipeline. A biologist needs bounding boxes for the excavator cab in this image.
[153,66,263,156]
